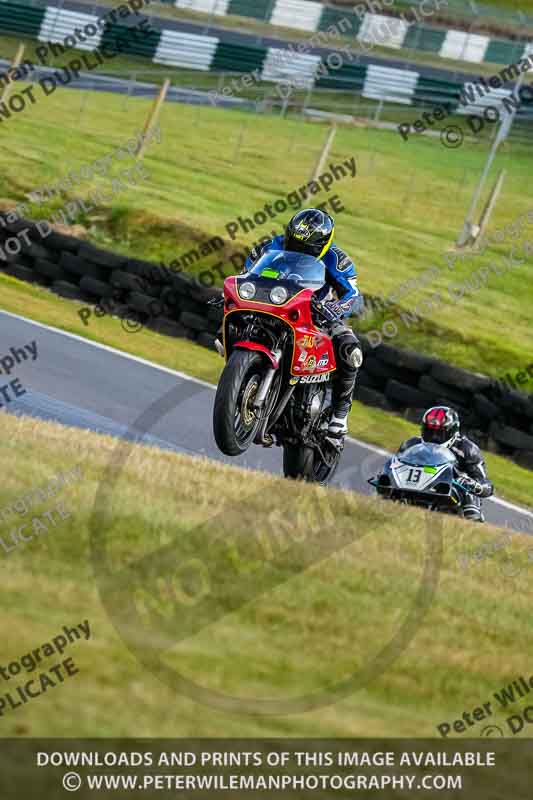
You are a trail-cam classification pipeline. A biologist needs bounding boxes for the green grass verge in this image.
[2,273,532,509]
[1,409,533,744]
[2,76,531,378]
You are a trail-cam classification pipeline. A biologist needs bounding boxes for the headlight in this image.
[239,282,256,300]
[270,286,288,305]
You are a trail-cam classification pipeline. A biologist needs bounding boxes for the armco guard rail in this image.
[3,0,533,70]
[1,0,533,124]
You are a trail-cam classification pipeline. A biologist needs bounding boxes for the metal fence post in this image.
[121,71,138,111]
[310,123,337,183]
[232,118,248,164]
[0,43,26,105]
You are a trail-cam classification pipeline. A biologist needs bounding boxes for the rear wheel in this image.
[283,443,341,486]
[213,350,265,456]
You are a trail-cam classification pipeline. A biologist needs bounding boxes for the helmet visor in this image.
[422,427,454,445]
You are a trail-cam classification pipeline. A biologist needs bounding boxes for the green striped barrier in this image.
[0,0,532,126]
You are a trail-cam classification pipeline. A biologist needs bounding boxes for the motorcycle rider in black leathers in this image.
[398,406,494,522]
[245,208,364,445]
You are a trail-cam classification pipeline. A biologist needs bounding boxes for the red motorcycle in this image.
[213,250,343,484]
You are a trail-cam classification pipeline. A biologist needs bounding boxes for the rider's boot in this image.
[327,333,362,446]
[462,494,485,522]
[327,381,353,447]
[327,413,349,447]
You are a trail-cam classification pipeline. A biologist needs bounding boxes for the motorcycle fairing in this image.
[222,276,336,378]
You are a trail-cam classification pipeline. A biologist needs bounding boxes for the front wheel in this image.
[213,350,265,456]
[283,443,341,486]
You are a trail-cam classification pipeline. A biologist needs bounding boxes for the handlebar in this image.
[311,298,342,326]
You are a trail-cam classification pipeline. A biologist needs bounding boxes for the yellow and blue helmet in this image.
[284,208,335,259]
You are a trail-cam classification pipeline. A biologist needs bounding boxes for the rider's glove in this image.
[326,300,352,319]
[207,294,224,307]
[314,300,343,324]
[455,475,484,496]
[325,299,352,320]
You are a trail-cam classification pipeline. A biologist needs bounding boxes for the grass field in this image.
[1,410,533,742]
[1,76,531,377]
[2,273,532,509]
[1,65,533,748]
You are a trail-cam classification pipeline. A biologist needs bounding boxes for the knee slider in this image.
[341,341,363,369]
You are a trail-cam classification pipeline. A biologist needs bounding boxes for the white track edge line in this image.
[2,309,532,518]
[0,310,214,389]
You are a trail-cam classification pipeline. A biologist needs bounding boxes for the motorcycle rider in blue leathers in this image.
[246,208,364,444]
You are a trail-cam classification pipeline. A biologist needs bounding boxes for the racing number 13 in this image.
[407,468,422,484]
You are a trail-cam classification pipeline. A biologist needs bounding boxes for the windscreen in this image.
[248,250,326,289]
[398,442,456,467]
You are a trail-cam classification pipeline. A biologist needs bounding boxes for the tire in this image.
[79,276,117,299]
[489,422,533,451]
[43,231,81,253]
[180,310,207,332]
[493,388,533,420]
[171,272,194,294]
[60,253,105,281]
[373,343,436,373]
[181,297,207,316]
[430,362,492,394]
[52,280,87,300]
[5,264,43,284]
[514,450,533,470]
[403,406,426,425]
[111,270,148,293]
[149,317,187,337]
[283,443,341,485]
[213,351,265,456]
[127,291,164,316]
[418,374,466,408]
[160,286,181,310]
[34,258,69,282]
[78,243,127,270]
[356,370,380,390]
[473,393,500,422]
[126,259,171,286]
[189,282,222,304]
[354,384,389,410]
[207,305,223,325]
[364,357,419,389]
[197,331,217,350]
[385,379,434,409]
[24,243,53,260]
